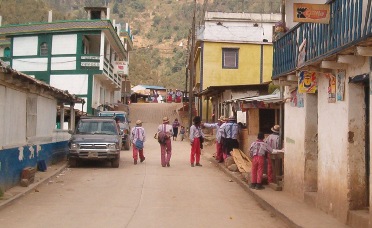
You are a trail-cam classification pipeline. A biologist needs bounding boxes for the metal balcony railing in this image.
[273,0,372,79]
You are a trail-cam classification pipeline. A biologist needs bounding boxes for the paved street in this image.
[0,103,287,228]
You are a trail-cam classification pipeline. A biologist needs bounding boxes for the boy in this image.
[179,126,186,141]
[249,132,272,190]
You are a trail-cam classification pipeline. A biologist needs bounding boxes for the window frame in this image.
[40,42,48,56]
[222,48,239,69]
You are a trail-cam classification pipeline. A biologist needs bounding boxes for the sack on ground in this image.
[135,139,144,149]
[157,131,167,144]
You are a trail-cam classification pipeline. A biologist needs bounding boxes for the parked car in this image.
[98,111,131,150]
[68,117,122,168]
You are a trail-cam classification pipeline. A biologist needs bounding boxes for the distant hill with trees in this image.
[0,0,281,90]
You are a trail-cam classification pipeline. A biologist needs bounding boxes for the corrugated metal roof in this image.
[224,89,282,104]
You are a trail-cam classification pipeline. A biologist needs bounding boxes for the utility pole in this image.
[188,0,197,128]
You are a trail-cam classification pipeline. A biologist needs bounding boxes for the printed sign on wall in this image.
[337,70,346,101]
[325,73,336,103]
[294,3,330,24]
[298,71,317,93]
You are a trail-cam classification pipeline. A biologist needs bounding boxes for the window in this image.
[4,47,10,57]
[40,42,48,56]
[222,48,239,69]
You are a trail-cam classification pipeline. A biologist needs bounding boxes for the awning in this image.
[224,89,282,104]
[196,83,269,97]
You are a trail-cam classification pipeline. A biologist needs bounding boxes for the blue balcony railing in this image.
[273,0,372,79]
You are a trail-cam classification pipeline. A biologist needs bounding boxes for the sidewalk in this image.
[202,144,349,228]
[0,161,68,211]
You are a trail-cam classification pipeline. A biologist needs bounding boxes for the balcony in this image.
[273,0,372,79]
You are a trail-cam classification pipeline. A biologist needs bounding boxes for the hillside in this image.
[0,0,281,90]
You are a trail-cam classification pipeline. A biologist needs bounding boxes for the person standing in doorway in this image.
[264,125,280,183]
[189,116,204,167]
[249,132,273,190]
[157,117,173,167]
[130,120,146,165]
[172,118,180,141]
[203,116,226,163]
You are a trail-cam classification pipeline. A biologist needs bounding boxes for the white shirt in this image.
[157,123,173,137]
[219,122,239,139]
[189,125,204,142]
[204,123,222,143]
[131,126,146,144]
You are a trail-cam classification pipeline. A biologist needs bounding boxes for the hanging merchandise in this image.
[298,71,317,93]
[336,70,346,101]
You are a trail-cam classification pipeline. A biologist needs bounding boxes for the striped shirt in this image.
[249,140,273,157]
[219,122,239,139]
[265,133,280,150]
[189,125,204,142]
[203,123,223,143]
[130,127,146,144]
[157,124,173,137]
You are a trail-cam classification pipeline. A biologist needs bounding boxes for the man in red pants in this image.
[249,132,272,190]
[203,116,226,163]
[189,116,204,167]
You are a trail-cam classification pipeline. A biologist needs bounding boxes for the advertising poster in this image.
[326,73,336,103]
[337,70,346,101]
[298,71,317,93]
[294,3,330,24]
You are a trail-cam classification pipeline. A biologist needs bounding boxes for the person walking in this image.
[219,115,240,158]
[189,116,204,167]
[203,116,226,163]
[249,132,273,190]
[264,125,280,183]
[172,118,180,141]
[157,117,173,167]
[179,126,186,141]
[130,120,146,165]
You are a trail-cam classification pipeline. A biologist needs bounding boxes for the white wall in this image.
[36,96,57,137]
[13,36,38,56]
[0,87,27,148]
[52,34,77,55]
[51,57,76,70]
[50,74,88,95]
[13,58,48,72]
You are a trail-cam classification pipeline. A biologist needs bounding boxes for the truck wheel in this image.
[69,158,78,168]
[111,156,120,168]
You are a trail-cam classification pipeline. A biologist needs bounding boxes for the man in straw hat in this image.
[264,124,280,183]
[202,115,226,163]
[157,117,174,167]
[130,120,146,165]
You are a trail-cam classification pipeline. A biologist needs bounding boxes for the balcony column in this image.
[60,104,65,130]
[70,103,75,131]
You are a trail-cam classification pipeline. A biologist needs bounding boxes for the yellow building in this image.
[193,12,281,122]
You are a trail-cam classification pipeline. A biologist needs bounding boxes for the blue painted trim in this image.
[0,141,68,192]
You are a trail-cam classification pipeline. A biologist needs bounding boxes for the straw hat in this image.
[271,125,280,133]
[228,115,236,121]
[218,116,226,121]
[163,117,169,123]
[136,120,142,125]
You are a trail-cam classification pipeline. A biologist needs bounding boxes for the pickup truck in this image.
[68,117,122,168]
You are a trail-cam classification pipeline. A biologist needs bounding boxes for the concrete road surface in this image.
[0,103,287,228]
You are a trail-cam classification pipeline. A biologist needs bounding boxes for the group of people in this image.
[203,115,280,190]
[128,116,199,167]
[166,89,183,103]
[129,115,281,190]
